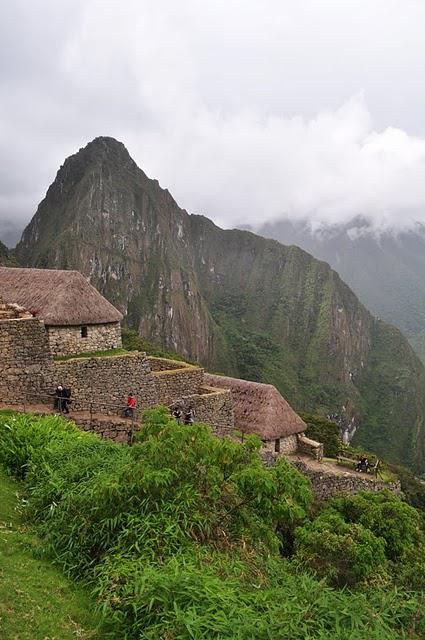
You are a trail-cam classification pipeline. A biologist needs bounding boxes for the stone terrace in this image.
[286,454,401,499]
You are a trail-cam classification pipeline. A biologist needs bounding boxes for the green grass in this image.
[0,467,104,639]
[54,347,129,361]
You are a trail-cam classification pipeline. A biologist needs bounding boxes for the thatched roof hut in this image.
[203,373,306,440]
[0,267,122,326]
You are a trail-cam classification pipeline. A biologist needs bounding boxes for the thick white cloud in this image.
[2,0,425,243]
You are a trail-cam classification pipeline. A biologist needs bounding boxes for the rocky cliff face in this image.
[15,137,425,471]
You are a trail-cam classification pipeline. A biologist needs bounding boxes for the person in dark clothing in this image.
[356,456,369,473]
[62,387,71,414]
[54,385,71,413]
[184,406,195,425]
[54,385,64,412]
[171,406,182,423]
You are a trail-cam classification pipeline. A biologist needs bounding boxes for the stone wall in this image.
[151,366,204,406]
[0,317,54,403]
[77,415,134,444]
[290,460,401,500]
[47,322,122,356]
[54,352,157,414]
[297,434,324,461]
[173,385,234,437]
[147,357,184,372]
[261,434,299,456]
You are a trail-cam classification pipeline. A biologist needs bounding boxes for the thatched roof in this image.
[204,373,306,440]
[0,267,123,326]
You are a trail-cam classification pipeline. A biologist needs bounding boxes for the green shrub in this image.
[397,545,425,591]
[1,410,425,638]
[295,491,425,588]
[0,413,83,479]
[93,552,425,639]
[388,463,425,513]
[328,491,424,561]
[0,409,312,574]
[295,510,387,586]
[300,413,342,458]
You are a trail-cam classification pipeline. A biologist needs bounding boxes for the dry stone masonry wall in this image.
[151,366,204,406]
[0,314,290,451]
[290,460,401,500]
[261,434,299,456]
[53,353,235,436]
[54,353,157,413]
[47,322,122,356]
[147,357,184,371]
[77,416,134,444]
[173,385,234,438]
[297,435,324,460]
[0,318,54,403]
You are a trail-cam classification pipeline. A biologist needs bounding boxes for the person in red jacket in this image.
[124,392,136,418]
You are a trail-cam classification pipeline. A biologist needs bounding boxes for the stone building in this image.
[204,373,317,456]
[0,267,123,356]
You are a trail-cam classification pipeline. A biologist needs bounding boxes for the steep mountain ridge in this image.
[15,137,425,470]
[258,217,425,362]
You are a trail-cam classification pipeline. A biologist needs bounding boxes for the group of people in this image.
[171,405,195,425]
[355,456,370,473]
[53,388,195,425]
[53,388,138,419]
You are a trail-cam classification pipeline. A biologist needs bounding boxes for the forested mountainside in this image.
[15,137,425,470]
[0,240,16,266]
[258,217,425,363]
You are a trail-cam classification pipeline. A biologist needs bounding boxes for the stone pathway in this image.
[0,401,132,424]
[0,402,136,443]
[286,453,373,479]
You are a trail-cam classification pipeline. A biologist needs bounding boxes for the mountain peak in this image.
[71,136,133,167]
[84,136,128,153]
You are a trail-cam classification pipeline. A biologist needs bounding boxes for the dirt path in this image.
[286,453,373,479]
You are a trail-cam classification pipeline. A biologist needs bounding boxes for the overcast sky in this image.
[2,0,425,245]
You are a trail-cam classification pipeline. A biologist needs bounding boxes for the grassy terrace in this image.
[0,467,104,639]
[54,348,129,361]
[53,330,196,363]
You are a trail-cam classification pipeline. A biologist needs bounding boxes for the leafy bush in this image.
[295,510,387,586]
[94,552,425,640]
[0,409,312,573]
[388,463,425,513]
[1,410,425,639]
[300,413,342,458]
[295,491,425,588]
[0,413,85,479]
[328,491,424,561]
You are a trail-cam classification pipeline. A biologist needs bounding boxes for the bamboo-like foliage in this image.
[0,409,424,639]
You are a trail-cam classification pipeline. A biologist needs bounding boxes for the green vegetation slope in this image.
[1,411,425,638]
[0,239,17,266]
[0,466,103,639]
[258,217,425,363]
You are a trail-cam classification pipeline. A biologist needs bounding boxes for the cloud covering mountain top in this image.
[2,0,425,244]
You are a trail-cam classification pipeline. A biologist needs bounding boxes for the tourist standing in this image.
[172,406,182,423]
[54,385,64,412]
[184,406,195,425]
[124,392,136,418]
